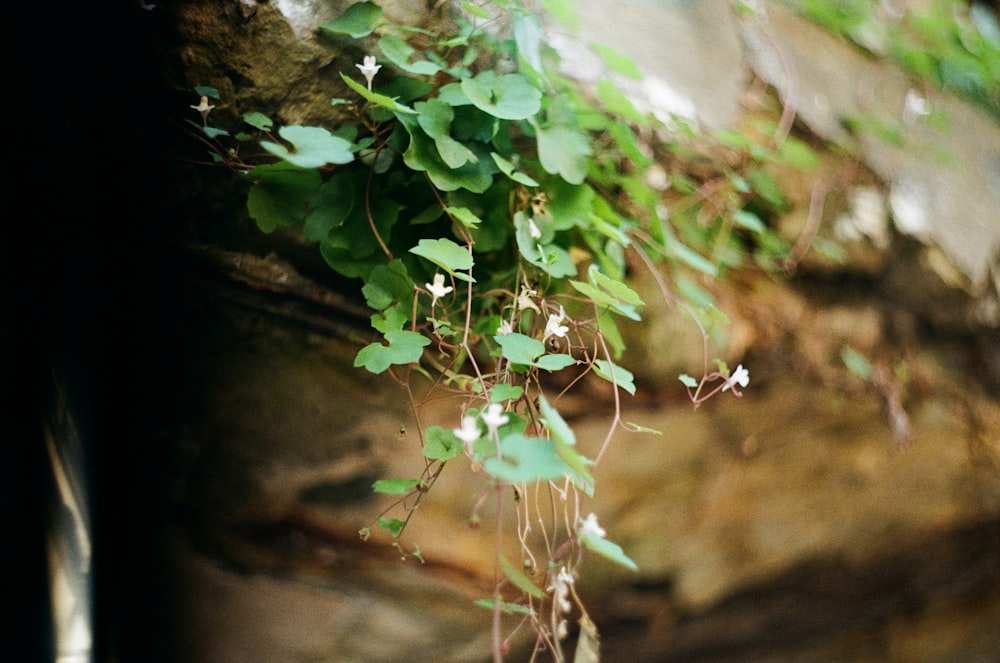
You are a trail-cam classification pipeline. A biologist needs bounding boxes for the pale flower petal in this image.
[190,95,215,119]
[481,403,510,436]
[528,218,542,239]
[722,364,750,392]
[578,512,606,539]
[426,273,453,307]
[542,305,569,342]
[453,416,481,455]
[517,280,540,314]
[356,55,382,89]
[547,566,575,616]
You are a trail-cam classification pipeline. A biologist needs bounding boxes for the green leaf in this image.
[674,272,716,309]
[260,126,355,168]
[841,345,874,381]
[539,394,574,448]
[193,85,219,99]
[445,206,483,229]
[409,238,475,281]
[303,171,358,241]
[535,122,592,184]
[539,395,594,495]
[500,554,547,599]
[422,425,463,462]
[544,179,596,231]
[460,2,491,19]
[245,162,322,233]
[319,1,383,38]
[513,11,545,74]
[354,329,431,374]
[662,228,718,276]
[591,42,642,79]
[748,169,789,211]
[491,152,540,186]
[483,433,577,484]
[596,79,645,124]
[596,310,626,360]
[570,266,644,320]
[415,100,478,168]
[372,478,420,495]
[776,135,820,170]
[678,374,698,388]
[461,72,542,120]
[377,516,406,538]
[513,213,578,278]
[591,267,643,305]
[592,359,636,395]
[362,260,414,310]
[339,72,417,114]
[489,383,524,403]
[733,209,765,234]
[197,124,229,140]
[473,598,534,615]
[242,111,273,131]
[540,0,579,30]
[371,302,409,334]
[495,333,545,365]
[400,115,494,193]
[581,531,638,571]
[533,353,577,372]
[379,33,442,76]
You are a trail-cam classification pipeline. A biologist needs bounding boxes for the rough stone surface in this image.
[149,255,1000,662]
[94,2,1000,661]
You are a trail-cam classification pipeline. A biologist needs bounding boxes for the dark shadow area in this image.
[590,520,1000,662]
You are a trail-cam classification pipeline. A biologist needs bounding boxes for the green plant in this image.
[790,0,1000,122]
[185,1,802,659]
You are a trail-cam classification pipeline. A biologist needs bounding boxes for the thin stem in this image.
[365,162,393,261]
[492,481,505,663]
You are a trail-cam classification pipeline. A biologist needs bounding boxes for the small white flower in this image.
[542,305,569,342]
[356,55,382,90]
[547,566,574,615]
[528,218,542,239]
[903,89,931,126]
[496,319,513,336]
[454,415,481,455]
[190,95,215,121]
[722,364,750,393]
[517,280,540,314]
[578,512,606,539]
[481,403,510,436]
[426,273,453,307]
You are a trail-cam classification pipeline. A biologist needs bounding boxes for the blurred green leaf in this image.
[409,237,475,280]
[245,162,322,233]
[422,425,463,461]
[319,1,383,38]
[500,555,547,598]
[354,330,431,374]
[461,72,542,120]
[592,359,636,395]
[373,478,420,495]
[581,531,637,571]
[261,126,355,168]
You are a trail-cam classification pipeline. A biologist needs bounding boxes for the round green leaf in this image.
[461,72,542,120]
[261,126,355,168]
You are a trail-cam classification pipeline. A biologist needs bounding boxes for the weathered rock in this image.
[151,251,1000,662]
[94,2,1000,662]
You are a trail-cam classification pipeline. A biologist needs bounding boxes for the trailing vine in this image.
[184,0,806,659]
